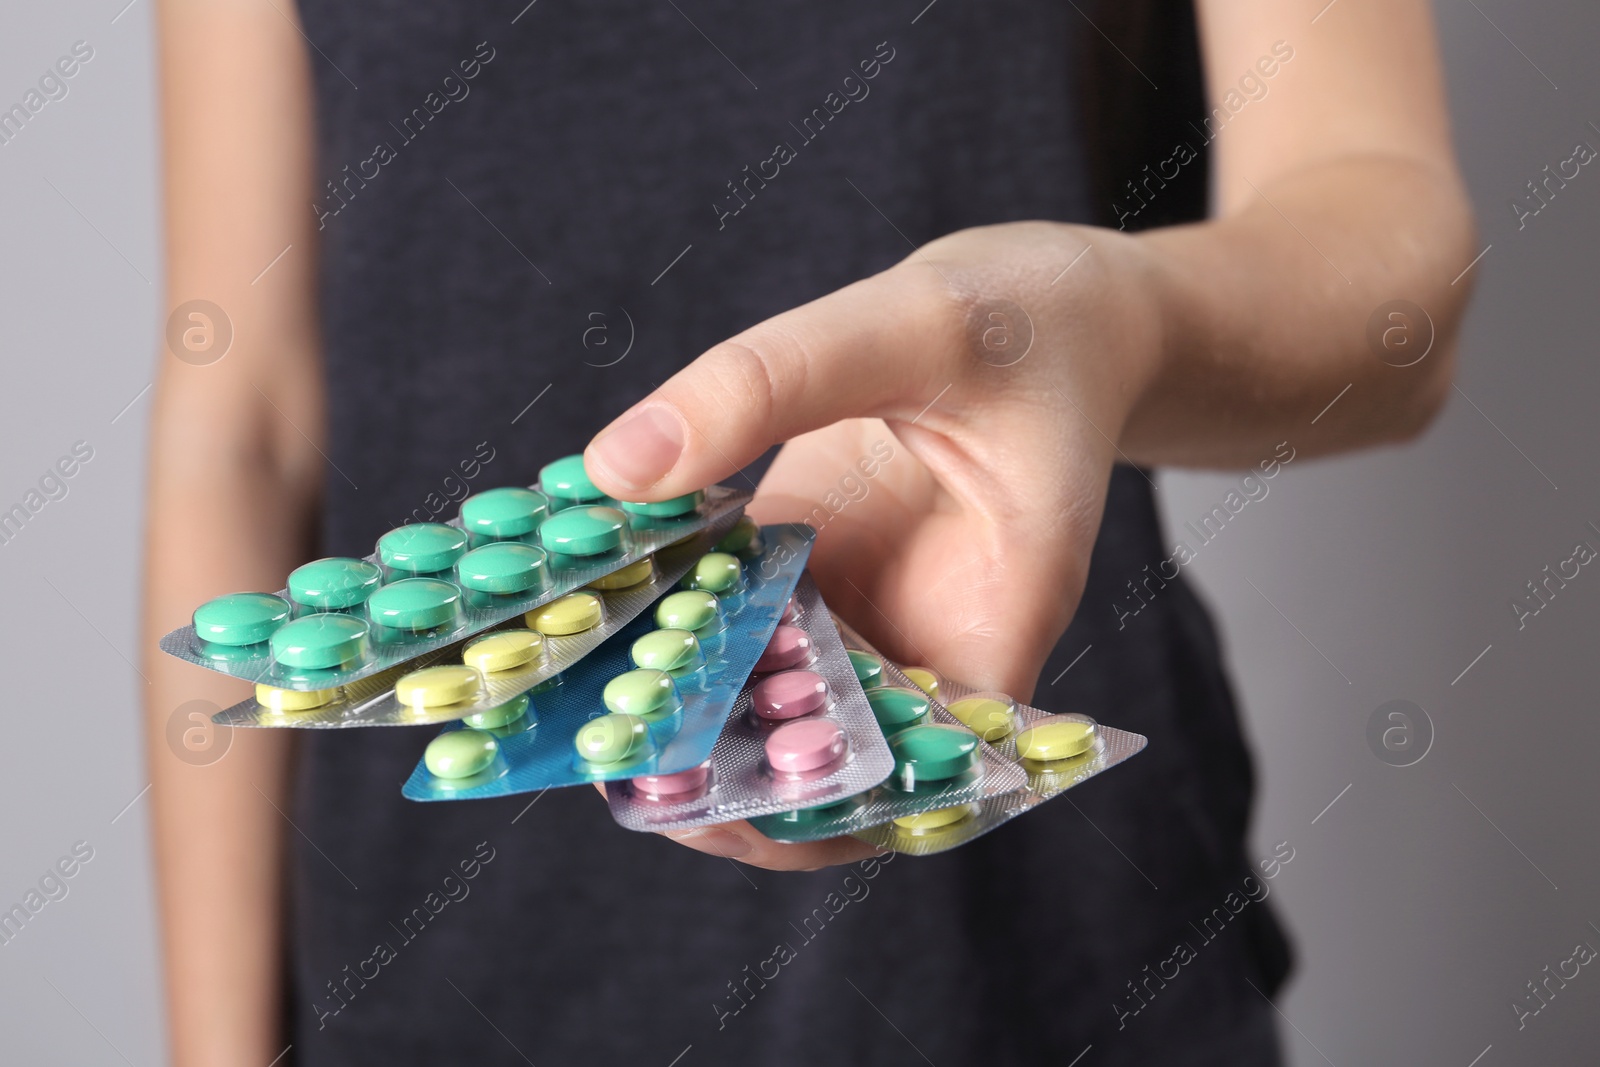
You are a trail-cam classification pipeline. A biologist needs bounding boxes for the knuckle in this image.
[698,332,800,428]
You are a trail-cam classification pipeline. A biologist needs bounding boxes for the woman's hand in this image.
[585,221,1166,870]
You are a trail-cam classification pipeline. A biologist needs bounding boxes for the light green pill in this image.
[377,523,469,573]
[602,669,677,717]
[366,578,461,631]
[425,729,499,779]
[460,487,549,539]
[890,724,980,786]
[286,558,383,610]
[715,516,761,554]
[687,552,742,594]
[848,649,886,689]
[539,454,605,504]
[620,491,704,517]
[866,686,932,734]
[193,592,290,646]
[574,713,649,765]
[538,506,627,556]
[455,542,548,594]
[463,693,531,730]
[630,628,701,671]
[269,612,370,669]
[654,590,721,632]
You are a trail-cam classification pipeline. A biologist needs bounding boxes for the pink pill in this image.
[631,761,711,801]
[755,624,813,673]
[765,718,848,777]
[782,597,802,625]
[751,669,829,721]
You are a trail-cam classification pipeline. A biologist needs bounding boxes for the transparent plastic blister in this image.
[161,459,750,691]
[606,573,897,833]
[400,524,815,800]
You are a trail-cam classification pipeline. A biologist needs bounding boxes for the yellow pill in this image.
[527,592,605,635]
[462,629,544,673]
[394,665,483,709]
[588,555,655,591]
[893,804,975,833]
[1015,718,1097,761]
[946,696,1016,742]
[900,667,942,700]
[255,684,338,712]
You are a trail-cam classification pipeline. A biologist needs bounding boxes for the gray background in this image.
[0,1,1593,1063]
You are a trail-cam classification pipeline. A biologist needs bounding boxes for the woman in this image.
[143,0,1474,1063]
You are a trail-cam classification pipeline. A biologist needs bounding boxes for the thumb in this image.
[583,267,958,498]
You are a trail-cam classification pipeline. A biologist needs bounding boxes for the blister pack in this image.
[400,524,814,800]
[160,455,749,691]
[605,573,897,833]
[745,618,1031,846]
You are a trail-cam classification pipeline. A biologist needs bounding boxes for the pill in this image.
[755,624,812,672]
[847,649,885,689]
[588,556,655,590]
[286,558,382,610]
[715,516,761,554]
[781,598,802,624]
[377,522,469,573]
[425,729,499,779]
[900,667,942,701]
[455,542,548,594]
[866,686,931,733]
[1015,718,1097,761]
[751,670,829,721]
[632,761,711,801]
[526,592,604,635]
[602,669,678,717]
[893,804,976,833]
[269,612,370,669]
[193,592,291,646]
[539,454,606,504]
[890,724,979,786]
[367,578,461,631]
[574,713,649,765]
[686,552,742,594]
[463,693,531,730]
[395,665,483,709]
[459,486,549,539]
[765,718,848,776]
[630,629,702,671]
[946,696,1016,743]
[539,505,627,556]
[255,683,338,712]
[655,590,721,632]
[462,629,544,673]
[620,490,704,517]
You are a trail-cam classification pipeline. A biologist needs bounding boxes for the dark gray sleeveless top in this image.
[289,2,1289,1063]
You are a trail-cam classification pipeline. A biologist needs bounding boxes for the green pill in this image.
[654,590,721,632]
[377,523,469,573]
[890,724,980,786]
[715,516,761,554]
[574,713,649,765]
[848,649,886,689]
[630,629,702,671]
[455,542,548,594]
[538,506,627,557]
[286,558,382,610]
[193,592,290,646]
[539,454,605,504]
[866,686,932,734]
[425,729,499,779]
[463,693,531,730]
[602,669,678,717]
[620,491,704,518]
[687,552,742,594]
[367,578,461,631]
[269,612,370,669]
[460,487,549,539]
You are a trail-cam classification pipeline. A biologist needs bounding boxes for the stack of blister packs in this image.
[163,456,1146,856]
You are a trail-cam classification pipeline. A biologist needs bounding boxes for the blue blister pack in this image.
[401,524,814,800]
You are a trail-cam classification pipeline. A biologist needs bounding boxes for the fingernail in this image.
[673,827,753,858]
[588,406,685,492]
